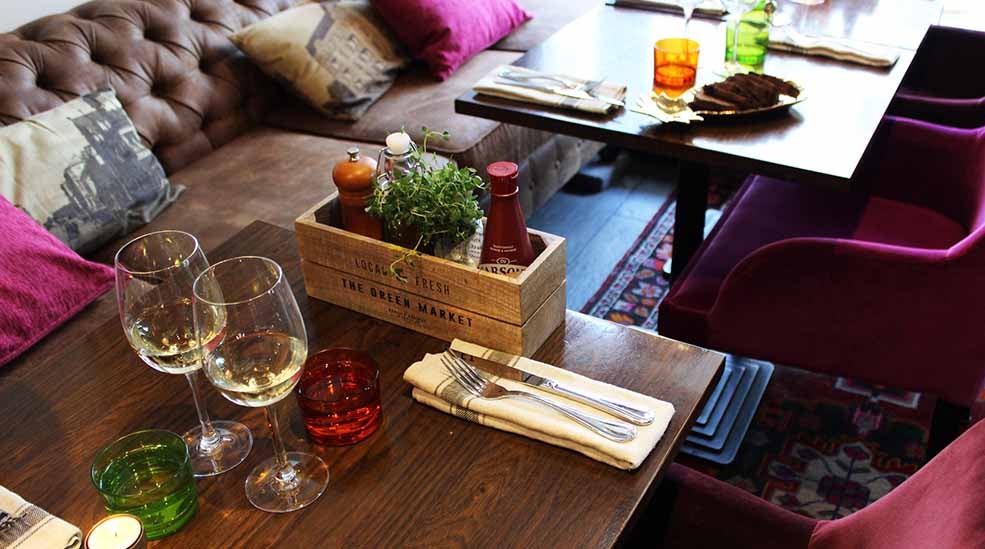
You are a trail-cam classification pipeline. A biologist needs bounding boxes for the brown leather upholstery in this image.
[0,0,299,174]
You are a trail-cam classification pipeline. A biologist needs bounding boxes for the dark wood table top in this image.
[456,2,941,188]
[0,221,723,548]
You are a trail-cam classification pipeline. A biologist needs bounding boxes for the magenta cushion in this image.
[371,0,532,80]
[0,196,114,367]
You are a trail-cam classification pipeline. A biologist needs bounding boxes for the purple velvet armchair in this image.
[638,417,985,548]
[889,25,985,128]
[658,115,985,429]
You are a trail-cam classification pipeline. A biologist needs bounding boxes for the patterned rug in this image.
[581,178,934,519]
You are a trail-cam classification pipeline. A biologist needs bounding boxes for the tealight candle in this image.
[385,131,412,155]
[85,514,146,549]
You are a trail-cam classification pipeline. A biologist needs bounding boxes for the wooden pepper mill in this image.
[333,147,382,240]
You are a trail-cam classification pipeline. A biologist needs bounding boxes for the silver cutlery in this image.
[440,354,637,442]
[450,351,655,426]
[498,69,605,92]
[493,78,625,107]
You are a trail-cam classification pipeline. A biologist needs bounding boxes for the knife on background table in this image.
[451,350,655,426]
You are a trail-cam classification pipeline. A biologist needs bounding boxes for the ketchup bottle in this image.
[333,147,381,240]
[479,161,535,275]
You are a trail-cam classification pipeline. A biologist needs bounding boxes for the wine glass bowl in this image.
[114,231,253,478]
[193,256,329,513]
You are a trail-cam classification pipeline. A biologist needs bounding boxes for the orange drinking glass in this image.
[653,38,700,95]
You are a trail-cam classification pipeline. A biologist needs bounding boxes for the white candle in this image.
[385,132,412,155]
[85,514,145,549]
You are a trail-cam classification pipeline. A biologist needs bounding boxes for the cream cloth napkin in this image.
[473,65,627,115]
[769,26,899,67]
[0,486,81,549]
[611,0,726,17]
[403,340,675,470]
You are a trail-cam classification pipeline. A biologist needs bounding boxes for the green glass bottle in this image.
[724,0,776,73]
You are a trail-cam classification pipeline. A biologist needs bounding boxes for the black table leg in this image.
[671,161,710,280]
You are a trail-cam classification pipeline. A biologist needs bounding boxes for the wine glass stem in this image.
[185,370,221,451]
[265,406,300,491]
[683,8,693,36]
[730,17,741,66]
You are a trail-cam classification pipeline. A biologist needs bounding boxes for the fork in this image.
[439,354,637,442]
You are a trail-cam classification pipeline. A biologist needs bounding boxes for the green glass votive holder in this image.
[91,430,198,540]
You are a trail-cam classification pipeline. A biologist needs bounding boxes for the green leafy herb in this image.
[366,128,485,281]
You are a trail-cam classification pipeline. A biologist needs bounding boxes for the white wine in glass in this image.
[115,230,253,477]
[128,296,225,374]
[194,255,329,513]
[204,330,307,407]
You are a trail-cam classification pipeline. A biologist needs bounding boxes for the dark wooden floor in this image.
[527,152,676,310]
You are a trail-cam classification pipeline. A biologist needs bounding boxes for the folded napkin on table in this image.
[0,485,81,549]
[473,65,627,115]
[403,339,675,470]
[611,0,726,17]
[769,26,899,67]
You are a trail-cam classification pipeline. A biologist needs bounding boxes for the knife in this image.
[493,78,625,108]
[450,350,655,426]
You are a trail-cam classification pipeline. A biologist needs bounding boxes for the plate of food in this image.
[686,73,805,116]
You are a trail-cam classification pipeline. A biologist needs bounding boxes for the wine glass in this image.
[115,231,253,477]
[678,0,704,36]
[192,256,328,513]
[721,0,758,74]
[787,0,824,33]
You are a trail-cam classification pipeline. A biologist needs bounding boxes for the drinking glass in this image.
[91,430,198,540]
[115,231,253,477]
[722,0,759,73]
[654,38,700,96]
[296,348,382,446]
[193,256,329,513]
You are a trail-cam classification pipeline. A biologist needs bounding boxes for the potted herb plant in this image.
[366,128,484,280]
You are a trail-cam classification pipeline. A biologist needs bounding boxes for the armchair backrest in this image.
[810,418,985,549]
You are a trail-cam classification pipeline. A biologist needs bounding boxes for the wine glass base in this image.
[245,452,329,513]
[184,420,253,478]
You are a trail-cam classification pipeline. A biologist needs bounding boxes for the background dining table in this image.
[455,0,945,277]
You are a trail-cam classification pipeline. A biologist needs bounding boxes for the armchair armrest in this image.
[634,464,815,549]
[708,237,985,405]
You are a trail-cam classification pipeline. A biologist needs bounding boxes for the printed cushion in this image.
[0,195,114,368]
[0,89,183,255]
[231,1,409,121]
[371,0,532,80]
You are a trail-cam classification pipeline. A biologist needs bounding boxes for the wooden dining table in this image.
[0,221,724,547]
[455,0,944,277]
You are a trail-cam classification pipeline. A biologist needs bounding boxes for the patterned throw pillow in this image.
[0,89,183,255]
[231,1,409,121]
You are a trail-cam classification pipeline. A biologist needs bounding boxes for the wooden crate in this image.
[295,192,567,356]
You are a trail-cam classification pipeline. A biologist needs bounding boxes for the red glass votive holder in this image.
[296,348,382,446]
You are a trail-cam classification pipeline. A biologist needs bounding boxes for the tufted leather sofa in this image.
[0,0,601,364]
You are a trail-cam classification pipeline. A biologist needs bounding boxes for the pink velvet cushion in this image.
[371,0,531,80]
[0,196,114,367]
